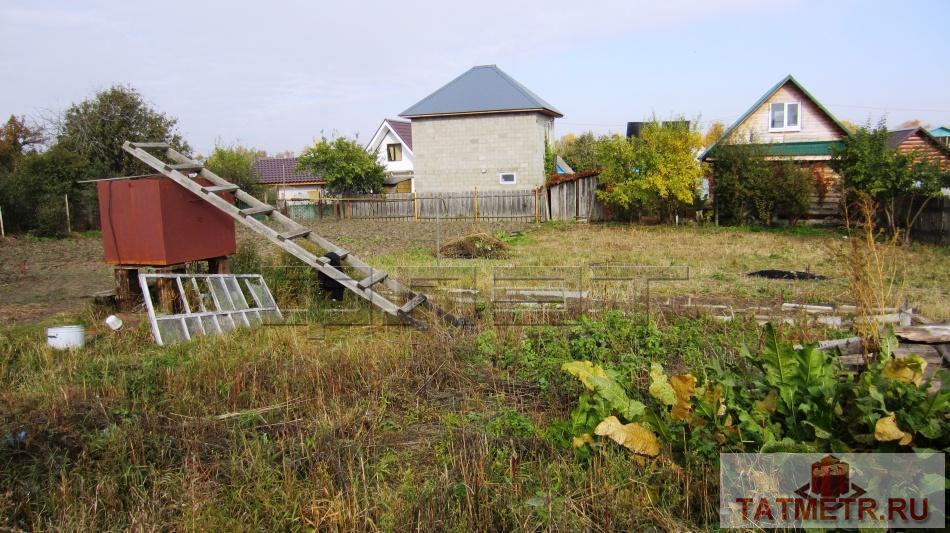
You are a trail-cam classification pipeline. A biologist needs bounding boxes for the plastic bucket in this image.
[46,325,85,350]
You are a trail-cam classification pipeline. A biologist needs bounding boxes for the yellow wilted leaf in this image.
[648,362,676,406]
[670,374,697,421]
[882,355,927,386]
[572,433,594,449]
[561,361,607,391]
[594,416,661,457]
[874,413,913,446]
[754,389,778,415]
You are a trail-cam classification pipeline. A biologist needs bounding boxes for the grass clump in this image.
[439,227,509,259]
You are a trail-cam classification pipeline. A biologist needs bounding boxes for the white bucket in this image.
[46,325,86,350]
[105,315,123,331]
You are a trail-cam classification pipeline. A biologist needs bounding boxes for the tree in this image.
[707,137,813,225]
[203,144,266,197]
[702,121,725,148]
[839,119,860,133]
[544,135,555,177]
[0,115,46,172]
[0,145,103,236]
[830,122,948,240]
[296,136,384,195]
[55,84,190,177]
[595,121,703,222]
[555,131,600,172]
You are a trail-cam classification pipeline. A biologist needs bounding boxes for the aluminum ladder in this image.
[123,141,461,329]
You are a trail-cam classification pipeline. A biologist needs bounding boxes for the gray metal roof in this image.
[400,65,562,118]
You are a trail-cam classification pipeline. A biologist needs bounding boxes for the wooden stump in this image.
[114,267,140,312]
[208,256,230,274]
[155,264,186,313]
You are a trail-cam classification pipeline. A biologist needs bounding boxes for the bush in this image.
[708,142,813,225]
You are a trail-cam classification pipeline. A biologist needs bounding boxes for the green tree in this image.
[0,115,46,172]
[830,122,948,240]
[203,144,266,197]
[595,122,702,222]
[0,145,103,236]
[708,136,814,225]
[544,135,555,177]
[56,84,190,177]
[556,131,600,172]
[296,136,384,195]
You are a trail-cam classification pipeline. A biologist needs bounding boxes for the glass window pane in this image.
[787,103,799,127]
[770,103,784,128]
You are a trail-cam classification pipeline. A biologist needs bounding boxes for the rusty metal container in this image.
[97,175,236,266]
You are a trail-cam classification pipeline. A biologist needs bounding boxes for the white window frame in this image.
[498,172,517,185]
[768,102,802,132]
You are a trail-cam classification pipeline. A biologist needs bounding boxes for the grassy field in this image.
[1,221,947,530]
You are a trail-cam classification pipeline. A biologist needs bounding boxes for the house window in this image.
[386,143,402,161]
[769,102,801,131]
[499,172,516,185]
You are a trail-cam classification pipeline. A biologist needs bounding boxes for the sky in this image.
[2,0,949,156]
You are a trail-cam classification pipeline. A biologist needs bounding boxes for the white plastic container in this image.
[105,315,123,331]
[46,325,86,350]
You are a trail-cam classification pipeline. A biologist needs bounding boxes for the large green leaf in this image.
[562,361,646,421]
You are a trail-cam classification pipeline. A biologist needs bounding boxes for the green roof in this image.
[760,140,844,156]
[704,140,844,160]
[700,75,851,161]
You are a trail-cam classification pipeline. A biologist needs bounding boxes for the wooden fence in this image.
[283,189,545,222]
[546,174,608,222]
[280,176,611,223]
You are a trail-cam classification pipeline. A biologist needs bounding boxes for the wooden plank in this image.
[357,270,389,290]
[202,184,239,193]
[240,206,275,216]
[277,228,310,241]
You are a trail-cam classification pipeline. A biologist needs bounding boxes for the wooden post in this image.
[155,265,186,313]
[114,267,139,312]
[473,187,479,222]
[208,256,230,274]
[0,204,5,237]
[64,193,71,234]
[413,192,418,221]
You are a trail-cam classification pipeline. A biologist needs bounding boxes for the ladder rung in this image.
[167,162,203,172]
[277,228,310,241]
[335,249,349,260]
[399,294,427,314]
[240,206,274,216]
[357,271,389,290]
[202,184,239,194]
[130,142,169,149]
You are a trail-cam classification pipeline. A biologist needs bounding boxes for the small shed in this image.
[97,175,236,266]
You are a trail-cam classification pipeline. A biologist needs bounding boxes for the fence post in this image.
[413,192,418,221]
[473,187,479,222]
[64,193,72,234]
[0,204,5,237]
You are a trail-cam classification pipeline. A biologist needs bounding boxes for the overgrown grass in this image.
[2,298,771,530]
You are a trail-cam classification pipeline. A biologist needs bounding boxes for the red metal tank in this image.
[97,175,237,266]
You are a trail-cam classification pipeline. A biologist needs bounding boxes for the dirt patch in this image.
[0,235,112,324]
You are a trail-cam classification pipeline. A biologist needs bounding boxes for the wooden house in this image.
[700,75,852,222]
[888,127,950,169]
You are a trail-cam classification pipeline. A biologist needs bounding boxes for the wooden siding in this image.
[733,82,846,144]
[894,131,950,169]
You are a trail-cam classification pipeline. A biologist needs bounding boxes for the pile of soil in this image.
[747,269,827,281]
[438,230,508,259]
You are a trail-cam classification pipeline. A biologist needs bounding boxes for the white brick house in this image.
[399,65,562,192]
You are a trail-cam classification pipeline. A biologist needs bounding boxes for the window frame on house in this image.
[386,143,402,162]
[769,102,802,132]
[498,172,517,185]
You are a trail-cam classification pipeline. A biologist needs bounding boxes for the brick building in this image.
[399,65,562,192]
